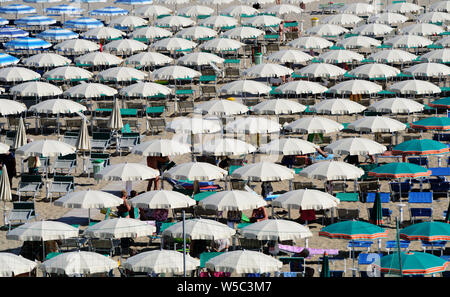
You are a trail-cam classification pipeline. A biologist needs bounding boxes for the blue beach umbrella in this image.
[0,4,37,17]
[0,17,8,25]
[23,0,62,14]
[45,4,83,15]
[64,17,103,30]
[114,0,153,5]
[4,36,52,50]
[71,0,107,12]
[90,6,129,16]
[37,28,79,41]
[0,53,19,66]
[15,15,57,26]
[0,26,29,39]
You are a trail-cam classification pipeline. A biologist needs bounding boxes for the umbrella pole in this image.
[396,217,403,277]
[182,210,186,277]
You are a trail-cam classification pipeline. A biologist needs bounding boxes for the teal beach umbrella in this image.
[369,192,383,226]
[320,252,330,277]
[400,221,450,242]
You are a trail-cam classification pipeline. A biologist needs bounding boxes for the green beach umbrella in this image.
[428,97,450,109]
[320,252,330,278]
[410,116,450,131]
[369,192,383,226]
[445,203,450,223]
[400,221,450,242]
[368,162,431,178]
[392,139,450,156]
[374,252,449,276]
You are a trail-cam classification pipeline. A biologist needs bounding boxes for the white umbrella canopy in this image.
[154,15,195,28]
[351,23,393,36]
[367,12,408,24]
[54,39,100,55]
[368,97,424,114]
[328,80,382,95]
[134,5,173,18]
[97,67,147,82]
[384,35,433,48]
[251,99,307,115]
[325,137,387,155]
[0,143,10,154]
[13,117,27,150]
[131,139,190,157]
[299,160,364,181]
[388,80,442,95]
[241,15,282,28]
[401,23,445,37]
[220,5,259,17]
[63,83,118,99]
[177,52,224,66]
[129,190,195,209]
[29,99,87,114]
[152,65,201,80]
[266,49,313,64]
[288,36,334,49]
[40,251,118,276]
[75,52,123,67]
[150,37,197,51]
[305,24,349,36]
[310,98,366,115]
[198,137,257,156]
[119,82,171,98]
[95,162,160,182]
[163,162,227,181]
[386,1,423,13]
[205,250,282,274]
[435,36,450,48]
[272,189,340,210]
[177,5,214,17]
[0,67,40,83]
[0,99,27,116]
[54,190,123,209]
[165,116,222,134]
[109,15,148,30]
[317,49,364,64]
[81,27,125,41]
[42,66,93,81]
[430,0,450,12]
[336,36,381,49]
[368,49,418,63]
[194,99,248,116]
[0,253,37,277]
[420,49,450,63]
[225,117,281,134]
[102,38,148,55]
[258,138,318,155]
[295,63,346,79]
[6,221,79,241]
[125,52,173,67]
[199,15,238,29]
[230,162,295,182]
[321,13,362,26]
[339,2,374,15]
[10,81,63,97]
[403,62,450,77]
[348,116,407,133]
[199,37,244,52]
[129,26,173,40]
[416,11,450,23]
[348,63,400,79]
[22,53,71,68]
[263,4,303,16]
[83,218,156,239]
[243,63,293,78]
[221,26,264,40]
[175,26,217,40]
[219,80,272,95]
[285,116,344,134]
[122,250,199,274]
[16,140,76,157]
[162,218,236,240]
[241,219,313,241]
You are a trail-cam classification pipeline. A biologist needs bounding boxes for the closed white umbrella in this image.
[64,83,118,99]
[162,218,235,240]
[23,53,71,68]
[178,52,224,66]
[150,37,197,51]
[258,138,318,155]
[165,117,222,134]
[322,13,362,26]
[54,39,100,55]
[219,80,272,95]
[102,38,148,55]
[325,137,387,155]
[403,63,450,77]
[225,117,281,134]
[16,139,76,157]
[241,219,312,241]
[336,36,381,49]
[386,2,423,14]
[0,253,37,277]
[367,12,408,24]
[13,117,27,150]
[273,189,339,210]
[251,99,307,115]
[328,80,382,95]
[175,26,217,40]
[43,66,93,81]
[388,80,441,95]
[0,99,27,116]
[352,23,393,36]
[285,116,344,134]
[194,99,248,116]
[266,49,313,64]
[199,15,238,29]
[129,190,195,209]
[97,67,147,82]
[119,82,171,98]
[6,221,79,241]
[125,52,173,67]
[221,26,264,40]
[40,251,118,276]
[10,81,62,97]
[75,52,123,67]
[299,160,364,181]
[122,250,199,274]
[199,37,244,52]
[109,98,123,130]
[0,67,40,83]
[288,36,333,49]
[29,99,87,114]
[0,164,11,226]
[163,162,227,181]
[230,162,294,182]
[368,97,424,114]
[152,65,201,80]
[205,250,282,274]
[129,26,172,41]
[384,35,433,48]
[420,49,450,63]
[198,138,257,156]
[131,139,190,157]
[243,63,293,78]
[348,63,400,79]
[154,15,195,28]
[368,49,418,63]
[76,118,90,152]
[83,218,156,239]
[306,24,349,36]
[310,98,366,115]
[295,63,346,79]
[348,116,407,133]
[95,162,160,182]
[317,50,364,64]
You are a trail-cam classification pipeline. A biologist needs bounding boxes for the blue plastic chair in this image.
[408,192,433,223]
[385,240,410,253]
[366,192,391,203]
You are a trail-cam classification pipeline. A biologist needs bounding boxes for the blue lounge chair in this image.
[366,192,393,223]
[408,192,433,223]
[385,240,410,254]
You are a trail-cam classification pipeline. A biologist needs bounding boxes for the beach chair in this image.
[39,118,60,134]
[145,105,165,118]
[408,192,433,223]
[117,132,140,155]
[335,192,360,221]
[201,85,217,99]
[389,181,412,201]
[358,181,381,201]
[279,256,306,276]
[408,157,429,167]
[238,238,263,252]
[4,130,16,147]
[53,153,77,175]
[146,118,166,135]
[62,131,79,147]
[385,240,410,254]
[90,132,112,152]
[365,192,393,223]
[48,175,75,203]
[199,252,223,270]
[421,241,447,256]
[293,182,316,190]
[430,181,450,200]
[89,238,122,257]
[348,241,374,258]
[6,201,38,230]
[17,175,43,201]
[64,119,83,132]
[321,256,346,277]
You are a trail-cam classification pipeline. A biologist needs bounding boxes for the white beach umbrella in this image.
[199,15,238,29]
[81,27,125,41]
[54,190,123,209]
[272,189,339,210]
[348,63,400,79]
[310,98,366,115]
[97,67,147,82]
[122,250,199,274]
[0,253,37,277]
[152,65,201,80]
[163,162,227,181]
[336,36,381,49]
[165,116,222,134]
[199,190,266,211]
[43,66,93,81]
[230,162,294,182]
[220,5,259,17]
[74,52,123,67]
[285,116,344,134]
[76,118,90,152]
[54,39,100,55]
[134,5,172,18]
[263,4,303,16]
[22,53,71,68]
[299,160,364,181]
[241,219,312,241]
[368,49,418,63]
[325,137,387,155]
[288,36,333,49]
[175,26,217,40]
[40,251,118,276]
[125,52,173,67]
[368,97,424,114]
[243,63,293,78]
[131,139,190,157]
[388,80,442,95]
[205,250,282,274]
[258,138,318,155]
[129,190,195,209]
[0,67,40,83]
[0,99,27,115]
[199,37,244,52]
[13,117,27,150]
[194,99,248,116]
[119,82,171,98]
[384,35,433,48]
[267,49,313,64]
[403,62,450,77]
[198,138,257,156]
[0,164,11,225]
[295,63,346,79]
[10,81,62,97]
[306,24,349,36]
[129,26,172,40]
[348,116,407,133]
[221,26,264,40]
[241,15,282,28]
[317,49,364,64]
[225,117,281,134]
[150,37,197,51]
[64,83,118,99]
[102,38,148,55]
[339,2,374,15]
[29,99,86,114]
[109,98,123,130]
[386,2,424,14]
[16,139,76,157]
[367,12,408,24]
[241,0,275,4]
[322,13,362,26]
[420,49,450,63]
[177,52,224,66]
[417,11,450,23]
[219,80,272,95]
[352,23,393,36]
[154,15,195,28]
[83,218,156,239]
[328,80,382,95]
[6,221,79,241]
[96,162,159,182]
[178,5,214,17]
[430,1,450,12]
[434,36,450,48]
[163,218,235,240]
[400,23,444,36]
[251,99,307,115]
[109,15,148,30]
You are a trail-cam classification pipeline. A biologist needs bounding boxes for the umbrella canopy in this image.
[392,139,450,156]
[29,99,87,114]
[45,4,83,15]
[305,24,348,36]
[294,63,346,79]
[120,82,171,98]
[251,99,307,115]
[322,13,362,26]
[288,36,333,49]
[37,28,78,41]
[219,80,272,95]
[175,26,217,41]
[267,49,313,64]
[368,97,424,114]
[225,117,281,134]
[199,37,244,52]
[54,190,123,209]
[272,189,339,210]
[317,49,364,64]
[230,162,295,182]
[0,99,27,115]
[16,140,76,157]
[177,52,224,66]
[197,138,256,156]
[0,253,37,277]
[90,6,129,16]
[300,161,364,181]
[82,27,125,41]
[319,221,388,240]
[43,66,93,81]
[194,99,248,116]
[6,221,79,241]
[263,4,302,16]
[310,99,366,115]
[0,164,12,207]
[40,251,118,276]
[325,137,387,156]
[389,80,441,95]
[285,116,343,134]
[368,162,431,178]
[154,15,195,28]
[259,138,318,155]
[0,53,19,67]
[348,116,406,133]
[15,15,56,26]
[4,37,51,50]
[64,17,104,30]
[410,117,450,131]
[95,162,159,182]
[134,5,172,18]
[241,15,282,28]
[10,81,62,97]
[205,250,282,274]
[0,27,29,39]
[369,49,418,63]
[64,83,118,99]
[400,221,450,242]
[83,218,156,239]
[129,190,195,209]
[403,63,450,77]
[13,117,27,150]
[328,79,382,95]
[125,52,173,67]
[109,98,123,130]
[386,1,423,13]
[352,23,393,36]
[198,190,266,211]
[374,252,448,275]
[109,15,148,30]
[152,65,201,80]
[0,4,36,15]
[163,162,227,181]
[122,250,199,274]
[131,139,190,157]
[430,0,450,12]
[151,37,197,51]
[165,117,222,134]
[102,39,148,55]
[367,12,408,24]
[384,35,433,49]
[348,63,400,79]
[75,52,123,67]
[400,23,444,36]
[199,15,238,30]
[129,26,173,41]
[220,5,259,17]
[162,218,236,240]
[221,26,264,40]
[241,219,313,241]
[23,53,71,68]
[336,36,381,49]
[177,5,214,17]
[420,48,450,64]
[97,67,147,82]
[428,97,450,109]
[339,2,374,15]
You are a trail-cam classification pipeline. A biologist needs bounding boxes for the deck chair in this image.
[62,131,79,147]
[48,175,75,203]
[321,256,346,277]
[88,238,122,257]
[146,118,166,135]
[4,130,16,147]
[358,181,381,200]
[201,85,217,98]
[17,175,43,201]
[421,241,447,256]
[293,181,316,190]
[6,201,38,230]
[53,153,77,175]
[64,119,82,132]
[408,157,429,167]
[90,132,112,152]
[430,181,450,200]
[238,238,263,252]
[408,192,433,223]
[348,241,374,258]
[389,181,412,201]
[365,192,393,223]
[279,256,306,276]
[118,132,140,155]
[336,192,360,221]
